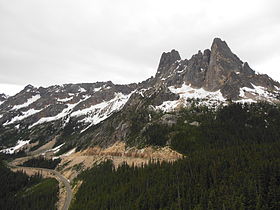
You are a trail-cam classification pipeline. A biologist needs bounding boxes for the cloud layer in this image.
[0,0,280,95]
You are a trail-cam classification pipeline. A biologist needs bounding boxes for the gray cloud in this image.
[0,0,280,95]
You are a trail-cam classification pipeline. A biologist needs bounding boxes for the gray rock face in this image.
[156,49,181,78]
[151,38,280,100]
[205,38,243,91]
[183,49,210,88]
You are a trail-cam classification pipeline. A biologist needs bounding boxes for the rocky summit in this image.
[1,38,280,154]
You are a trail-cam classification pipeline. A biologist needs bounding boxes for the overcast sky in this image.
[0,0,280,95]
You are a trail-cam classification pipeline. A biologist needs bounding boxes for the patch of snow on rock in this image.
[79,87,87,92]
[29,103,77,128]
[61,148,76,156]
[57,96,73,102]
[11,95,41,110]
[168,83,225,101]
[93,87,102,92]
[0,140,30,154]
[4,108,43,125]
[156,83,226,112]
[75,92,133,133]
[238,84,277,102]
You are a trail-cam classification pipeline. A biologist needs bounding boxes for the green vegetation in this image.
[72,162,84,172]
[0,150,26,161]
[17,178,59,210]
[70,102,280,210]
[21,156,61,169]
[143,123,170,146]
[0,127,30,149]
[0,161,59,210]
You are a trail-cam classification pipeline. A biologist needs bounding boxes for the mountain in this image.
[1,38,280,154]
[0,82,136,130]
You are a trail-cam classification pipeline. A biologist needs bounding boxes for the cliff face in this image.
[151,38,279,101]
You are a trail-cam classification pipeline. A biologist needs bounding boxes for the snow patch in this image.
[29,96,91,128]
[169,83,225,101]
[74,92,132,133]
[235,98,256,103]
[0,140,30,154]
[156,100,181,112]
[177,70,184,73]
[11,95,41,110]
[238,83,277,102]
[156,83,226,112]
[93,87,102,92]
[57,96,73,102]
[79,87,87,92]
[103,85,111,90]
[62,148,76,156]
[43,143,65,155]
[4,108,42,125]
[53,147,76,160]
[51,143,65,153]
[29,103,77,128]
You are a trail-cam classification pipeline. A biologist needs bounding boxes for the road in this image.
[9,164,73,210]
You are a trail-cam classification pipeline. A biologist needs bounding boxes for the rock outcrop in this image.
[150,38,280,100]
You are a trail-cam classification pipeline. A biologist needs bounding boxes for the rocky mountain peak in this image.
[24,84,35,90]
[20,84,37,95]
[149,37,280,101]
[205,38,243,91]
[156,49,181,76]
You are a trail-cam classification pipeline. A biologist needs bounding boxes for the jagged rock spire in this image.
[156,49,181,76]
[204,38,243,91]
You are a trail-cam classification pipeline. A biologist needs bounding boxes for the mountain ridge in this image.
[1,37,280,155]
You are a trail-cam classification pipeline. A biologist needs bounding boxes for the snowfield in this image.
[156,82,279,112]
[28,92,133,131]
[156,83,226,112]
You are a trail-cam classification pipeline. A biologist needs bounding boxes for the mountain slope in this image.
[1,38,280,154]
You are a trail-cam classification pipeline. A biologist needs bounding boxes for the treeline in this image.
[70,102,280,209]
[21,156,61,169]
[0,161,59,210]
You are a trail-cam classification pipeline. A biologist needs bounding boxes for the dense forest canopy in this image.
[20,156,61,169]
[0,161,59,210]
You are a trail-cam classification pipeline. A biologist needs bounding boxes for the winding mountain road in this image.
[9,164,73,210]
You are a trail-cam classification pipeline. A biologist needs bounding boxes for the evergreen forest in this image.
[70,102,280,210]
[21,156,61,169]
[0,161,59,210]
